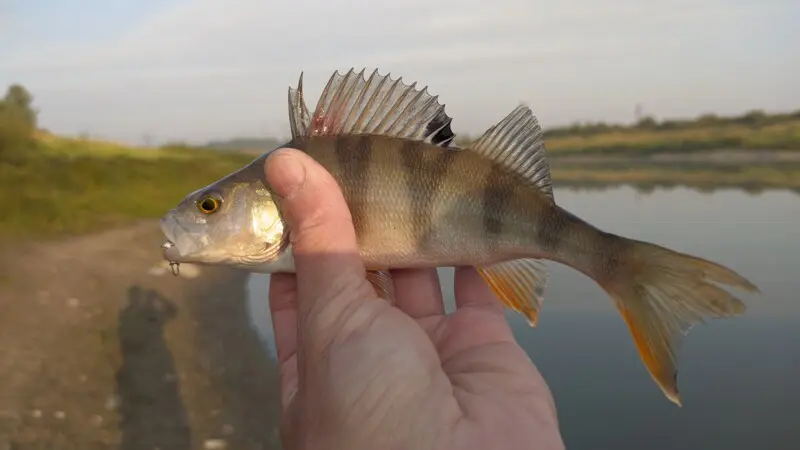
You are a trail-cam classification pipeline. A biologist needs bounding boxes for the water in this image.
[246,186,800,449]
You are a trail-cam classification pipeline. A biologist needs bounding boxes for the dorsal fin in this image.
[302,68,456,147]
[288,72,311,139]
[469,105,553,200]
[425,108,456,148]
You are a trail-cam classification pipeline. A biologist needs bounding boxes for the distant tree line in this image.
[0,83,38,156]
[454,108,800,146]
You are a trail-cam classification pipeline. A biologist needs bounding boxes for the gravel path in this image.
[0,221,283,449]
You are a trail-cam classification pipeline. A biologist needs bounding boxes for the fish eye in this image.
[197,195,221,214]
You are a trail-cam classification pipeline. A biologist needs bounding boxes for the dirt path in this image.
[0,221,283,449]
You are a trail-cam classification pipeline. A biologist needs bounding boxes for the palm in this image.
[411,288,559,443]
[392,270,561,450]
[271,267,561,450]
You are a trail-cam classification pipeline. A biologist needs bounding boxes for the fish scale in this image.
[159,67,760,407]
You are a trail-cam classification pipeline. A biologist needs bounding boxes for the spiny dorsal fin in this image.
[305,68,456,147]
[425,108,456,148]
[477,258,549,326]
[288,72,311,139]
[469,105,553,200]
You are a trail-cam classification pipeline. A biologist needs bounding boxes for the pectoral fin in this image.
[366,270,396,305]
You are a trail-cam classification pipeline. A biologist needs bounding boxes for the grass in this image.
[1,135,254,237]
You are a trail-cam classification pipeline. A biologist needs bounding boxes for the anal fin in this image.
[366,270,396,305]
[476,258,549,326]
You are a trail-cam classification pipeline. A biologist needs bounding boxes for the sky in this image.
[1,0,798,145]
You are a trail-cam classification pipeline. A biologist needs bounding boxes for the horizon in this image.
[1,0,798,146]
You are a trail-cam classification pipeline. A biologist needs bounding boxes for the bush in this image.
[0,84,38,158]
[0,106,35,156]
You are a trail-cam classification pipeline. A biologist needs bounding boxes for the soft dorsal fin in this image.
[288,72,312,139]
[299,68,456,147]
[469,105,553,200]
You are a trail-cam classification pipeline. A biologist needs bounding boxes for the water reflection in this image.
[246,186,800,449]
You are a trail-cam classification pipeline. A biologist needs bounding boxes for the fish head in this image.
[159,158,291,271]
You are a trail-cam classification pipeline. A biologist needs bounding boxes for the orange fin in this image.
[366,270,396,305]
[597,237,759,406]
[476,258,549,326]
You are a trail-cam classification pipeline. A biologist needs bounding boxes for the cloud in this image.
[0,0,797,143]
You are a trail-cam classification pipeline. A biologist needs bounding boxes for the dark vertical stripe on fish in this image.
[537,206,582,254]
[399,141,456,251]
[482,163,514,249]
[334,135,372,237]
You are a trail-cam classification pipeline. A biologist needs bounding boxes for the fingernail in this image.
[266,149,306,199]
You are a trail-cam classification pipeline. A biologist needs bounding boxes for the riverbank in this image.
[0,221,283,449]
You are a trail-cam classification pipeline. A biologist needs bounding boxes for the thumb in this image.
[264,148,373,320]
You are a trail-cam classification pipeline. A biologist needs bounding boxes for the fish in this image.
[159,67,760,406]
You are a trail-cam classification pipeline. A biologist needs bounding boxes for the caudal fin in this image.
[596,237,759,406]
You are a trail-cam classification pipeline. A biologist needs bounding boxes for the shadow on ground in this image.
[116,270,283,450]
[116,286,192,450]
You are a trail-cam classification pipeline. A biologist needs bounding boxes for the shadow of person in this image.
[116,285,191,450]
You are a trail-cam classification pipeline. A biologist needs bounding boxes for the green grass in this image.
[1,135,254,237]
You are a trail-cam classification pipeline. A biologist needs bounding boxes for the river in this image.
[246,185,800,449]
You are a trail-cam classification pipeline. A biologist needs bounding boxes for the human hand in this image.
[264,148,565,450]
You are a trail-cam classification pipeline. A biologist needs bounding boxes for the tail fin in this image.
[596,237,759,406]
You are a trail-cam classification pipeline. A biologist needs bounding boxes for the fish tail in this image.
[438,101,758,405]
[590,234,759,406]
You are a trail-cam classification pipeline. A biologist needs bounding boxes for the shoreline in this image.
[0,221,283,449]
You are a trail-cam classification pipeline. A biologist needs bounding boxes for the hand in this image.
[264,148,565,450]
